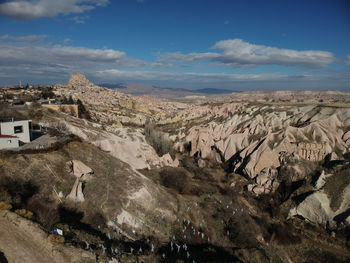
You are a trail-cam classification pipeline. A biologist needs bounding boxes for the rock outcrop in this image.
[66,160,93,202]
[247,167,279,195]
[159,153,179,167]
[289,171,350,229]
[68,72,95,88]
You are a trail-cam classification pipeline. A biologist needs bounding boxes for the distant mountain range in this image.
[99,83,240,97]
[100,83,128,89]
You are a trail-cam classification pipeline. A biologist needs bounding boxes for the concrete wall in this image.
[42,104,79,118]
[0,120,32,143]
[0,137,19,149]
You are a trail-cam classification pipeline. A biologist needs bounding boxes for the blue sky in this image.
[0,0,349,91]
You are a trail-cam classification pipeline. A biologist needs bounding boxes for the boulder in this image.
[248,167,279,195]
[288,191,335,228]
[160,153,179,167]
[198,159,206,168]
[252,185,265,195]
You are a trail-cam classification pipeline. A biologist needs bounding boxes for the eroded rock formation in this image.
[66,160,93,202]
[247,167,279,195]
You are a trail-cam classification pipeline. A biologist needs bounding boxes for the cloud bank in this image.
[0,0,109,19]
[159,39,335,69]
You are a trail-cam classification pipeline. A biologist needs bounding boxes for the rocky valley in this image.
[1,73,350,263]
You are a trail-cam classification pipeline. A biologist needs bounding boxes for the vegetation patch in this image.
[159,167,190,194]
[144,122,173,157]
[47,234,65,244]
[15,209,34,219]
[0,201,12,211]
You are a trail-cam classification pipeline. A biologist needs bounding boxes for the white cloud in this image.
[0,34,46,41]
[345,54,350,66]
[159,38,335,69]
[158,52,217,63]
[50,45,125,63]
[72,15,89,24]
[0,42,125,66]
[0,0,109,19]
[213,39,335,68]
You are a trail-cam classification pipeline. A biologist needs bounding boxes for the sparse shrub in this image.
[47,234,65,244]
[26,196,59,230]
[15,209,34,219]
[159,167,189,193]
[48,122,69,136]
[41,87,55,99]
[27,108,43,120]
[182,157,198,172]
[226,212,262,248]
[0,186,11,203]
[182,157,216,182]
[84,211,106,231]
[144,122,173,157]
[0,201,12,211]
[0,109,24,119]
[0,176,38,207]
[268,222,301,245]
[185,185,204,196]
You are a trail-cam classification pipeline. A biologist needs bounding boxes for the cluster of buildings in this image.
[0,83,66,105]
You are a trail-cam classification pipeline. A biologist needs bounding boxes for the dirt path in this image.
[0,210,93,263]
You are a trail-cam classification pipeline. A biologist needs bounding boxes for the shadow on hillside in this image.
[0,251,8,263]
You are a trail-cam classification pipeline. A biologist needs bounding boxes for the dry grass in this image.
[47,234,65,244]
[0,201,12,211]
[15,209,34,219]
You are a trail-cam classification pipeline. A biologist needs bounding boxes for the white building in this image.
[0,134,19,149]
[0,118,32,147]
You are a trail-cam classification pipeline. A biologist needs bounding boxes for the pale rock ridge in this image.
[55,117,178,170]
[185,104,350,196]
[288,184,350,229]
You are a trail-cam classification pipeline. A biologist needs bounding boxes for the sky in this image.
[0,0,349,91]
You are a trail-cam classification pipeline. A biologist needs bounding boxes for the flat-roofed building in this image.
[0,118,32,144]
[0,134,19,149]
